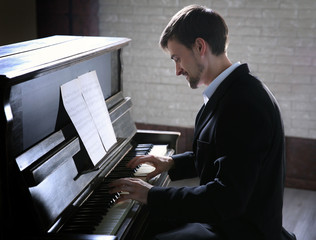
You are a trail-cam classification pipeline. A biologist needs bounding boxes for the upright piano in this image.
[0,36,180,240]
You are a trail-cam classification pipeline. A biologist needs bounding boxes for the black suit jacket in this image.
[148,64,286,240]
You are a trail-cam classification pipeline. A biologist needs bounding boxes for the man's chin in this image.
[188,82,198,89]
[187,79,199,89]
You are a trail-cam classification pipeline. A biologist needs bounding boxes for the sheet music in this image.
[78,71,117,151]
[61,71,117,166]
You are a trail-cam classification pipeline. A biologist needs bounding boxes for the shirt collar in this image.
[203,62,241,105]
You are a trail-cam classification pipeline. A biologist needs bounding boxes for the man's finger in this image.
[146,169,160,181]
[126,156,142,168]
[108,178,132,192]
[127,155,155,168]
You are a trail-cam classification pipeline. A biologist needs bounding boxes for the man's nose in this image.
[175,63,183,76]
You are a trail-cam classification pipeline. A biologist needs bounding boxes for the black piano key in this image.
[136,143,153,149]
[76,207,108,213]
[64,223,99,231]
[70,217,102,224]
[126,150,148,157]
[62,227,93,233]
[134,147,150,151]
[63,225,96,234]
[121,156,134,162]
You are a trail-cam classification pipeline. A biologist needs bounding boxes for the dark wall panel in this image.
[37,0,99,38]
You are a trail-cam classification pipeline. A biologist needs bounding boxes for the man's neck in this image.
[204,53,232,86]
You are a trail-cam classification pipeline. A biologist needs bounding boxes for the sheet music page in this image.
[78,71,117,151]
[61,78,107,166]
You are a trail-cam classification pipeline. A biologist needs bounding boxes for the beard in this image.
[187,76,200,89]
[187,62,204,89]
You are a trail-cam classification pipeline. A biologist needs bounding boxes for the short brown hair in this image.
[159,5,228,55]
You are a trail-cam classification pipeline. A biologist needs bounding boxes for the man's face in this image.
[167,39,204,89]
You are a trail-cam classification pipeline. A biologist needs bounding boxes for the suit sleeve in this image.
[168,151,197,181]
[147,85,276,224]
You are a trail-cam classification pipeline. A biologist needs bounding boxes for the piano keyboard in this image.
[61,143,168,235]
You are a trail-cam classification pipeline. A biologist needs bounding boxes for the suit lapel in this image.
[193,94,219,142]
[193,64,250,143]
[194,104,205,128]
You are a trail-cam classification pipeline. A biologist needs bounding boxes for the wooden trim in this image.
[285,136,316,191]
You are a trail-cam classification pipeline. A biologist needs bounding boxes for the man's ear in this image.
[194,38,207,56]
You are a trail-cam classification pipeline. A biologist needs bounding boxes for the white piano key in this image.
[93,199,134,235]
[148,144,168,157]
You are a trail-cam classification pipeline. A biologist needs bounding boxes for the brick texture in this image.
[99,0,316,139]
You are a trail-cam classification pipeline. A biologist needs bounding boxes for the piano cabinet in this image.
[0,36,180,240]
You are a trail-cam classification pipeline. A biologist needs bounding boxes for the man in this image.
[109,5,296,240]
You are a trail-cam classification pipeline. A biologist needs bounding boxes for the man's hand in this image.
[127,155,174,181]
[108,178,153,204]
[108,155,174,204]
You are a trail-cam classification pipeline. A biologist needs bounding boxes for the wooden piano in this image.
[0,36,180,240]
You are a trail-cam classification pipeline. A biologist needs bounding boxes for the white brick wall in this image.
[99,0,316,139]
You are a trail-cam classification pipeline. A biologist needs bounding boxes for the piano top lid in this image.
[0,35,131,82]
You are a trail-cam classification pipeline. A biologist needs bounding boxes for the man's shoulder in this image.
[221,68,276,113]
